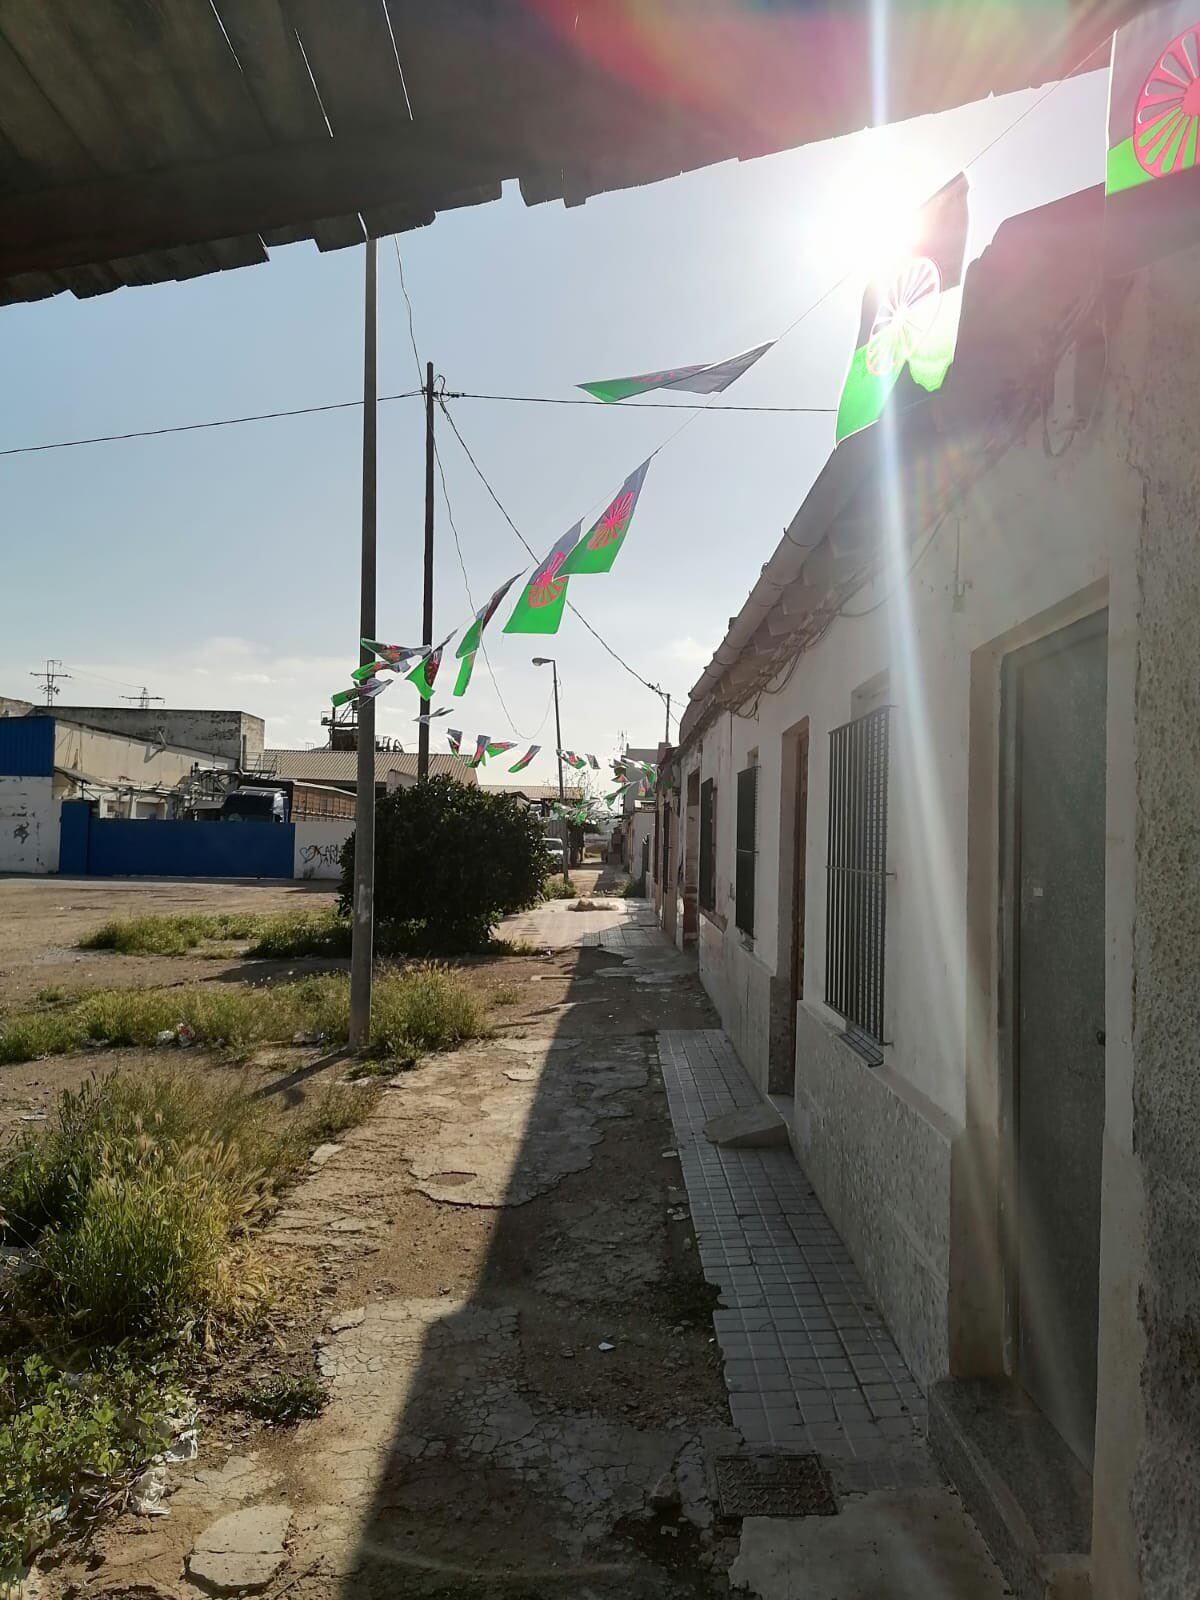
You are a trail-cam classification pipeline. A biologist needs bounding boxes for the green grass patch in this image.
[0,1349,186,1585]
[80,912,268,956]
[0,965,490,1068]
[238,1371,327,1426]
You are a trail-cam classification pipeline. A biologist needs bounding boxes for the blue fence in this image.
[60,801,294,879]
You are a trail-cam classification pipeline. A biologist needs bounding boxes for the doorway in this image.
[1001,611,1107,1469]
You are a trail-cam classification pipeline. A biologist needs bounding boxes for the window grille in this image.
[825,705,890,1061]
[735,764,758,935]
[699,777,716,911]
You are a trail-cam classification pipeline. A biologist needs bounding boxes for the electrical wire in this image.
[0,392,421,458]
[453,392,836,414]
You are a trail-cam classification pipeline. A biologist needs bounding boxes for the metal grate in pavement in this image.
[716,1453,838,1519]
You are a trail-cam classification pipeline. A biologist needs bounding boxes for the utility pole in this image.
[417,359,435,781]
[30,659,69,707]
[122,687,164,711]
[349,238,378,1049]
[663,691,671,744]
[533,655,570,885]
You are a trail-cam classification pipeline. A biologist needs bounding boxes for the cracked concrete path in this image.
[64,906,733,1600]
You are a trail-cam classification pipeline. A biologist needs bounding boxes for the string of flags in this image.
[331,340,775,713]
[448,731,541,772]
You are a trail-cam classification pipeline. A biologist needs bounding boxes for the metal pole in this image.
[552,662,570,884]
[664,692,671,745]
[349,238,378,1048]
[417,359,435,781]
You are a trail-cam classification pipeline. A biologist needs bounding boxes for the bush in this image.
[80,913,264,956]
[339,775,547,949]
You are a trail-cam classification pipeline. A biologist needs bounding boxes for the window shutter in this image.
[825,706,890,1059]
[699,778,715,910]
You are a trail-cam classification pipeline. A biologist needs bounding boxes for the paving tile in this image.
[657,1027,933,1468]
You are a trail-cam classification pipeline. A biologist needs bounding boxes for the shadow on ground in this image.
[290,894,735,1599]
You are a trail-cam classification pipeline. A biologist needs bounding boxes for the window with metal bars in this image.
[699,778,716,911]
[825,705,891,1062]
[735,764,758,936]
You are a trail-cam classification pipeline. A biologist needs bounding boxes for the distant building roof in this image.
[484,783,585,804]
[263,749,476,786]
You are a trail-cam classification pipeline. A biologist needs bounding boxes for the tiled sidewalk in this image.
[659,1030,933,1485]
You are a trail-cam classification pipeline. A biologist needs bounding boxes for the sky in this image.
[0,68,1107,788]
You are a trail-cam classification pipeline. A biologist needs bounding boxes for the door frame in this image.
[997,607,1109,1408]
[770,718,810,1093]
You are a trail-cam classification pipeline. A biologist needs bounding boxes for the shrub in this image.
[339,775,547,949]
[622,875,647,898]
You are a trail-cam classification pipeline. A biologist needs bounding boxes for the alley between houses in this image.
[54,878,1005,1600]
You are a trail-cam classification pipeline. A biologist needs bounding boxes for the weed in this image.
[238,1370,327,1425]
[32,988,66,1006]
[488,981,520,1007]
[490,937,539,956]
[243,912,351,960]
[295,1083,375,1145]
[0,1075,288,1339]
[370,964,491,1056]
[0,1349,185,1582]
[622,875,647,898]
[541,875,576,901]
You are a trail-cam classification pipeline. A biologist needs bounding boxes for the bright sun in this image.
[811,139,938,282]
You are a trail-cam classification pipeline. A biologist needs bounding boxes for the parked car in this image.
[543,837,566,868]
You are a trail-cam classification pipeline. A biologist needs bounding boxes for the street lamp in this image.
[532,656,570,885]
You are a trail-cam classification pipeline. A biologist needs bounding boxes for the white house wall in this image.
[0,776,59,872]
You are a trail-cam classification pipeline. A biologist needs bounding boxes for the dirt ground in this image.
[11,870,740,1598]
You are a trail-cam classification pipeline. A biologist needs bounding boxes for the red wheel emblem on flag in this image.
[865,257,942,378]
[529,551,567,607]
[1134,25,1200,178]
[588,491,634,550]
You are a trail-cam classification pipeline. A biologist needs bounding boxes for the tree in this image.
[339,775,547,948]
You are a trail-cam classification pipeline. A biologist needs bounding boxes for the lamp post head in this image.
[532,657,553,667]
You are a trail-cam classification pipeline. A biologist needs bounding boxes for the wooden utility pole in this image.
[349,238,378,1048]
[417,360,435,780]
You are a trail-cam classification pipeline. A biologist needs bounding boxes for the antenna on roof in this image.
[29,658,70,707]
[121,686,165,710]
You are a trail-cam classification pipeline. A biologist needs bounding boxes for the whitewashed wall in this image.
[0,777,59,873]
[293,818,352,879]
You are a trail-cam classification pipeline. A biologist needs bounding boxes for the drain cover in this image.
[715,1454,838,1519]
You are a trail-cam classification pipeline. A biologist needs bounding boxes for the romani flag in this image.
[469,734,490,768]
[1105,3,1200,276]
[509,745,540,772]
[454,571,524,696]
[559,751,588,770]
[331,676,389,708]
[447,729,463,754]
[406,632,455,700]
[362,639,424,667]
[835,173,970,444]
[487,741,517,759]
[504,522,582,636]
[579,343,773,403]
[558,460,652,577]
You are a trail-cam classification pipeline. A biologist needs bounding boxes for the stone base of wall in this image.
[697,915,773,1095]
[792,1003,954,1389]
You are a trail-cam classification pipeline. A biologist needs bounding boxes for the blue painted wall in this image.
[59,802,294,879]
[0,716,54,777]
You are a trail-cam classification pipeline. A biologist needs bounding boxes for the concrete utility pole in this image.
[30,659,69,707]
[533,655,570,886]
[349,238,378,1049]
[417,360,435,781]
